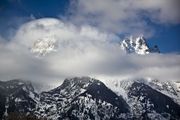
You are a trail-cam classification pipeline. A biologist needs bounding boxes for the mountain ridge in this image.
[0,77,180,120]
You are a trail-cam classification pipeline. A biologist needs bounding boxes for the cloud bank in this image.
[69,0,180,36]
[0,18,180,91]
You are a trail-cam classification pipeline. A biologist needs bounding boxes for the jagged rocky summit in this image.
[0,77,180,120]
[121,36,160,55]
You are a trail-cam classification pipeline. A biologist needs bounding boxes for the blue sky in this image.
[0,0,179,53]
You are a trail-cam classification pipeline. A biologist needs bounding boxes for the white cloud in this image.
[0,18,180,91]
[68,0,180,36]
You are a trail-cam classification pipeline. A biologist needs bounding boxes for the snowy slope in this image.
[104,79,180,104]
[90,78,180,119]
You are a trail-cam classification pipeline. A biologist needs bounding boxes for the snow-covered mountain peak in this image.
[64,76,95,85]
[121,36,150,55]
[31,36,58,56]
[48,77,101,96]
[121,36,160,55]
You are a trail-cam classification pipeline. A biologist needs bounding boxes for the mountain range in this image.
[0,77,180,120]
